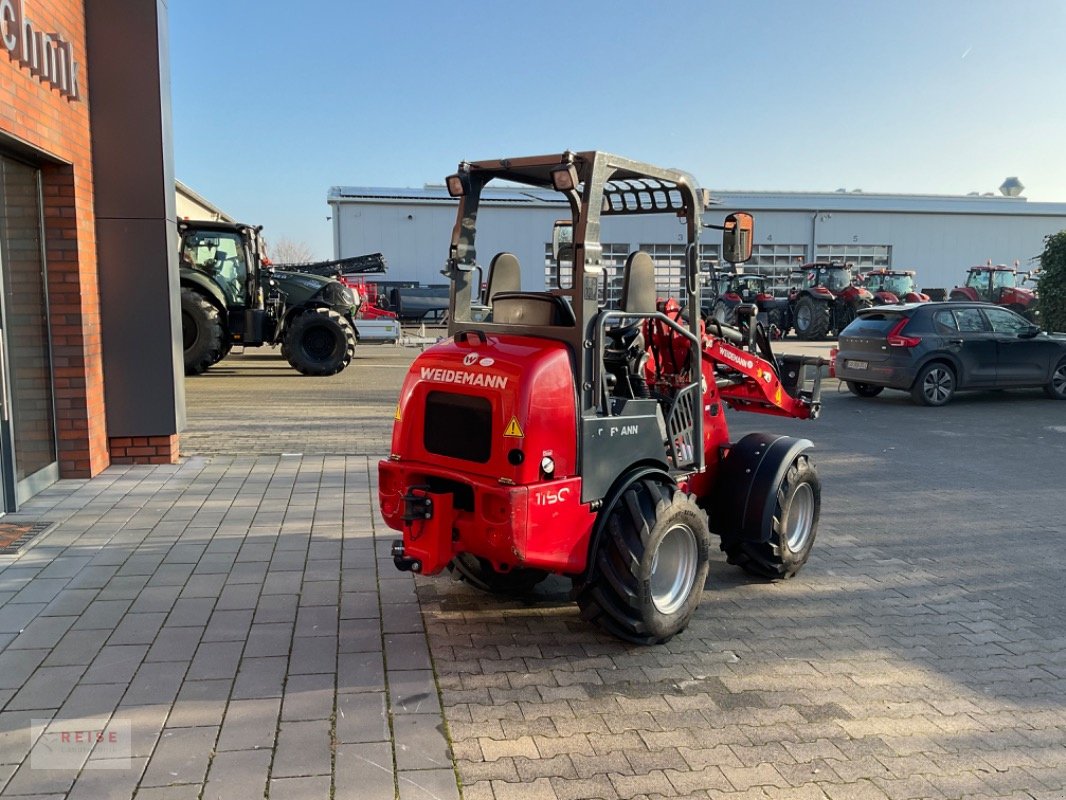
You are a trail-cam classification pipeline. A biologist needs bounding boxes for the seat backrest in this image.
[491,292,575,326]
[485,252,522,304]
[621,251,656,314]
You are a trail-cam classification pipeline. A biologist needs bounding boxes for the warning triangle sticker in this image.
[394,404,402,421]
[503,417,524,438]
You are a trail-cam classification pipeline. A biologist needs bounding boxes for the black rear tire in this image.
[1045,359,1066,400]
[846,381,884,398]
[575,478,710,645]
[720,454,820,580]
[712,300,735,327]
[793,296,830,340]
[210,339,233,367]
[447,554,548,595]
[282,308,357,376]
[181,288,224,375]
[766,308,787,338]
[910,362,955,406]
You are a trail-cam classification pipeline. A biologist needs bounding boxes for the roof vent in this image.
[999,177,1024,197]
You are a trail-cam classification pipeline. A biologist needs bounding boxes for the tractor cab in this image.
[861,269,929,304]
[950,264,1038,319]
[798,262,855,294]
[964,265,1018,300]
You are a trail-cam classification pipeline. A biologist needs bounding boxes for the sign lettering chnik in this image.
[0,0,81,101]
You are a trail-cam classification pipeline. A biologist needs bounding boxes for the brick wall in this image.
[1,0,109,477]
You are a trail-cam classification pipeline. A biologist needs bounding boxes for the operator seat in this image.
[605,251,656,399]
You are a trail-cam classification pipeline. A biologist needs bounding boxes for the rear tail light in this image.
[886,317,921,347]
[828,348,838,378]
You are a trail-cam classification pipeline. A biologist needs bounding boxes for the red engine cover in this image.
[390,334,578,482]
[380,334,597,575]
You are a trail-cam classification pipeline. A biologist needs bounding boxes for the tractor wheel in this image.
[181,288,224,375]
[766,308,787,338]
[1045,359,1066,400]
[575,477,710,645]
[793,297,830,340]
[712,300,735,327]
[846,381,884,398]
[210,339,233,367]
[911,361,956,406]
[447,554,548,595]
[282,308,357,376]
[720,453,820,580]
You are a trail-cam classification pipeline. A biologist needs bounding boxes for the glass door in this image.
[0,154,59,511]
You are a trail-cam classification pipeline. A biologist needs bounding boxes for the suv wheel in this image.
[846,381,883,398]
[1045,359,1066,400]
[911,362,956,406]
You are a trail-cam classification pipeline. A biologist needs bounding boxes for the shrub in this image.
[1037,230,1066,332]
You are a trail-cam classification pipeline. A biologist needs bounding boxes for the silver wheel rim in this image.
[924,367,953,404]
[784,482,815,552]
[796,304,810,328]
[649,524,698,615]
[1053,365,1066,397]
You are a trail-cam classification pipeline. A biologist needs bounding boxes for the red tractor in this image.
[707,273,790,336]
[378,152,827,645]
[789,262,874,340]
[949,264,1039,321]
[860,269,930,305]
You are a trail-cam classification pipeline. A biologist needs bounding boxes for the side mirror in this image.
[1020,324,1041,339]
[722,212,753,264]
[551,219,573,261]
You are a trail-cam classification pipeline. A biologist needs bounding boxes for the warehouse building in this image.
[0,1,181,511]
[328,184,1066,297]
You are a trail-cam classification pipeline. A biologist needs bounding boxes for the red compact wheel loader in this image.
[379,152,827,644]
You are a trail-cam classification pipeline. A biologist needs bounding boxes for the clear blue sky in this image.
[170,0,1066,260]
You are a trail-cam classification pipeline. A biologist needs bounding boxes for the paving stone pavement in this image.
[0,344,1064,799]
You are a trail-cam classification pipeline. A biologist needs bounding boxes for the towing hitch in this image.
[391,540,421,573]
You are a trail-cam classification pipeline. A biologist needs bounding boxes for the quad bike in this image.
[379,152,827,644]
[789,262,874,339]
[860,269,930,305]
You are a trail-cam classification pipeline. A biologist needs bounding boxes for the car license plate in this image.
[846,359,869,370]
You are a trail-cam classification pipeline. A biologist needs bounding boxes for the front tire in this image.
[575,478,710,645]
[720,454,820,580]
[847,381,884,398]
[1045,359,1066,400]
[793,296,830,340]
[181,288,224,375]
[911,362,956,406]
[282,308,357,375]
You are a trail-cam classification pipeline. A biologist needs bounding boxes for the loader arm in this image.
[702,333,825,420]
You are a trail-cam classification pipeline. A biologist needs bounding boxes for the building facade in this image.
[0,0,183,511]
[328,185,1066,298]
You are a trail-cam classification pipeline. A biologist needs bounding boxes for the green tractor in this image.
[178,220,358,376]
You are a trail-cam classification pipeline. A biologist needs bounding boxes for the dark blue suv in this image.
[836,302,1066,406]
